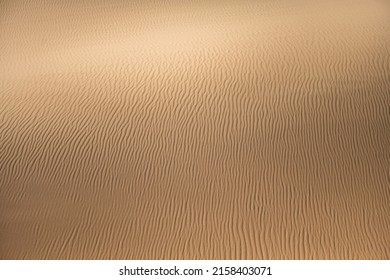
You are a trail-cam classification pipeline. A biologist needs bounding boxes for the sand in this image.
[1,0,389,259]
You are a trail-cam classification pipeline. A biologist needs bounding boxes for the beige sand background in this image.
[1,0,389,259]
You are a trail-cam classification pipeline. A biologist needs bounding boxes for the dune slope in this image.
[1,0,390,259]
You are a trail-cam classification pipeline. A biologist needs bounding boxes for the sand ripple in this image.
[1,0,390,259]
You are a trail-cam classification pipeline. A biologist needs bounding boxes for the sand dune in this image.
[1,0,390,259]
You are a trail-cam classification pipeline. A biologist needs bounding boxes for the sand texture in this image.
[1,0,390,259]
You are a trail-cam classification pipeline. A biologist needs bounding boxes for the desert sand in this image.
[1,0,389,259]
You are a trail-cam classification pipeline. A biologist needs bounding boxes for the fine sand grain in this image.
[1,0,390,259]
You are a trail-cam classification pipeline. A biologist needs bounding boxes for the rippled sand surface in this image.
[1,0,390,259]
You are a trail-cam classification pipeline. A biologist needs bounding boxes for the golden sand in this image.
[1,0,389,259]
